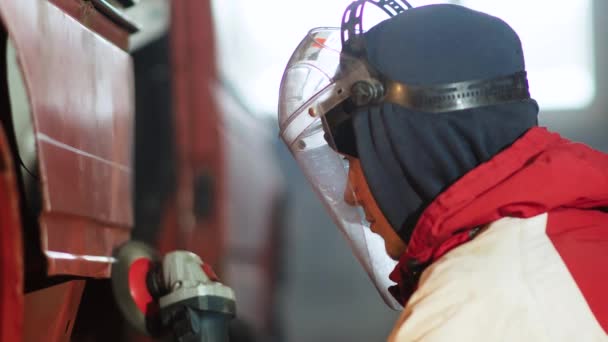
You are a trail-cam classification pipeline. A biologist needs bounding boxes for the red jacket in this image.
[389,127,608,340]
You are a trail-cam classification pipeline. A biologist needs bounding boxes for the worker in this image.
[278,1,608,341]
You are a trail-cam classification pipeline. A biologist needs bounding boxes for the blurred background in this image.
[109,0,608,341]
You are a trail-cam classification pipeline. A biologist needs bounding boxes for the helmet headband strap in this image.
[341,0,413,57]
[338,0,531,114]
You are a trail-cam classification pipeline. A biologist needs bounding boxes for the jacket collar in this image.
[389,127,576,304]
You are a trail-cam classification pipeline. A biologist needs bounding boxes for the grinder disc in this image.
[111,241,161,335]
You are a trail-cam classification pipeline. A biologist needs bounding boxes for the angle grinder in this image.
[111,241,236,342]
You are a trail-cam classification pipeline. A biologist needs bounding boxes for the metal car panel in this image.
[0,0,134,277]
[0,125,24,342]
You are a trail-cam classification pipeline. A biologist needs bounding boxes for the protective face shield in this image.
[278,0,531,309]
[278,26,402,308]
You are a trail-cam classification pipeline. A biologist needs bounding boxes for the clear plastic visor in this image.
[278,28,400,309]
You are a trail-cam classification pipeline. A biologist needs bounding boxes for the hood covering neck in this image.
[352,4,539,242]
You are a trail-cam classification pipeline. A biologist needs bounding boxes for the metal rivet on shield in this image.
[298,140,307,150]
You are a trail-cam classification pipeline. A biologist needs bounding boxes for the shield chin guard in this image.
[278,0,532,309]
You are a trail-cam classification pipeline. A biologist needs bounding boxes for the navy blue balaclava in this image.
[350,4,539,243]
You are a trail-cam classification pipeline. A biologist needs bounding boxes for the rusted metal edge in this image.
[91,0,139,33]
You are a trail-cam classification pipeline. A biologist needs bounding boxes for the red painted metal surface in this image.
[41,213,130,277]
[23,280,85,342]
[150,1,286,339]
[0,126,24,342]
[216,85,285,335]
[0,0,134,277]
[157,0,226,267]
[123,1,285,339]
